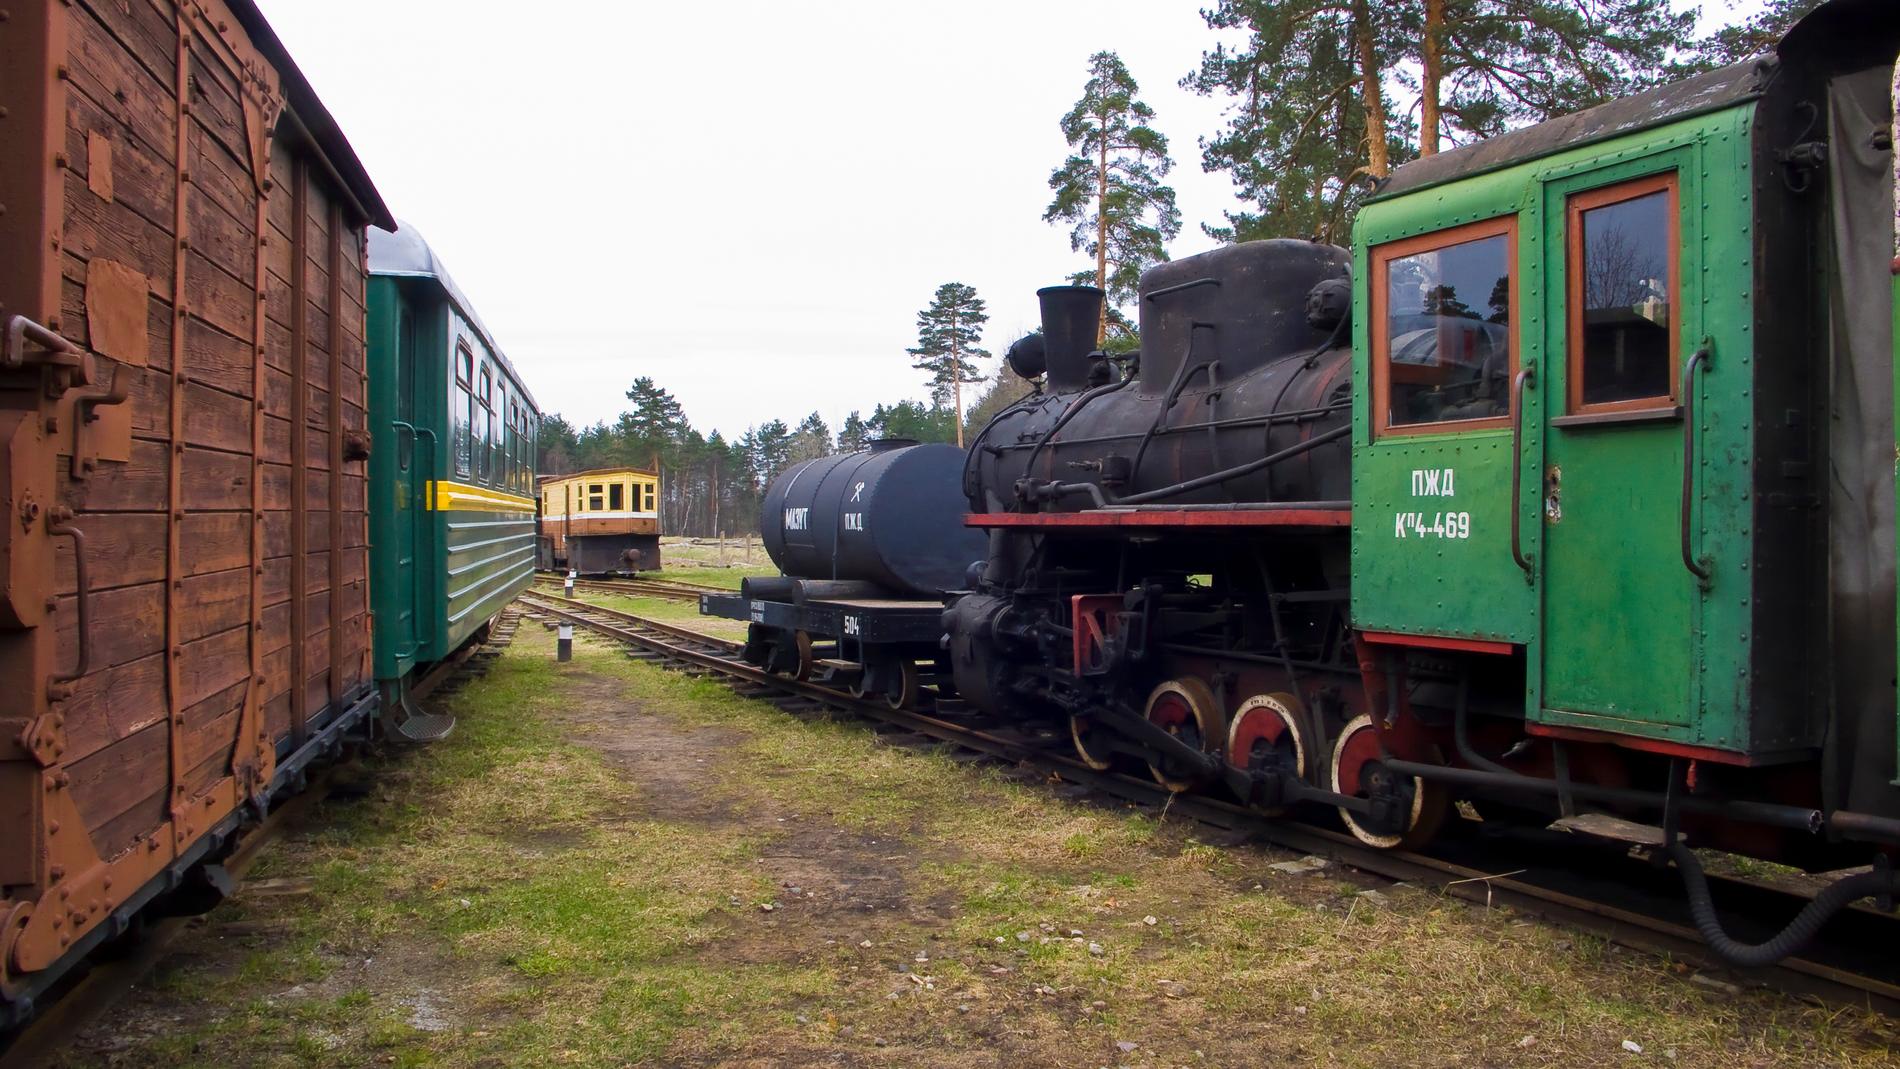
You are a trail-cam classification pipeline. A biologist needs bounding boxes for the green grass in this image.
[67,627,1900,1069]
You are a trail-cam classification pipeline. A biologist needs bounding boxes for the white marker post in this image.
[565,568,576,597]
[557,623,573,662]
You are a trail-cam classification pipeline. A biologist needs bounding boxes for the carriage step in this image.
[814,658,863,674]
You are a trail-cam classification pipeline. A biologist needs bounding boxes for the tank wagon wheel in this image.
[1329,713,1449,850]
[1069,714,1116,771]
[882,659,921,711]
[1226,693,1310,814]
[792,630,815,682]
[848,664,875,700]
[1144,678,1225,793]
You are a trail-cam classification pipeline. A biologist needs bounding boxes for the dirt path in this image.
[49,625,1900,1068]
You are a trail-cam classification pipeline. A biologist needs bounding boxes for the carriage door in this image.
[391,304,427,654]
[1538,167,1697,731]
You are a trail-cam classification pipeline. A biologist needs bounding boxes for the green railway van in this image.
[1350,11,1898,787]
[366,225,539,734]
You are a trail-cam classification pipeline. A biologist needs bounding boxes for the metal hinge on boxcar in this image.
[0,310,129,481]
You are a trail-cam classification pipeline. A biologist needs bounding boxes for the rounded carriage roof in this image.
[368,222,539,411]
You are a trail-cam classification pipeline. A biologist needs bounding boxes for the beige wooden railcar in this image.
[536,467,662,574]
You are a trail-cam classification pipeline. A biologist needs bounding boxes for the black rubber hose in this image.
[1670,843,1890,967]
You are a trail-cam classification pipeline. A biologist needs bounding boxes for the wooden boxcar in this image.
[0,0,392,1017]
[366,224,539,708]
[536,467,662,574]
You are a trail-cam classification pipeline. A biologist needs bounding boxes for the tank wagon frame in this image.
[0,0,394,1016]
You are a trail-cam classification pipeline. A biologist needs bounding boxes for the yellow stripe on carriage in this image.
[427,480,537,513]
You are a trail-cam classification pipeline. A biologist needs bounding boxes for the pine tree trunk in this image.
[951,345,964,449]
[1420,0,1443,157]
[1095,128,1110,346]
[1352,0,1390,178]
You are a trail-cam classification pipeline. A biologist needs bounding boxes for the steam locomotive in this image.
[733,0,1900,967]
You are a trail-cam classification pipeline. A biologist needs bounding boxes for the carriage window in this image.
[453,342,475,477]
[1568,174,1677,412]
[609,484,625,511]
[478,367,495,481]
[588,482,605,511]
[641,483,656,512]
[1372,217,1515,434]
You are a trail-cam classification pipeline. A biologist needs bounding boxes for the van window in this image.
[1371,216,1516,435]
[1567,173,1678,413]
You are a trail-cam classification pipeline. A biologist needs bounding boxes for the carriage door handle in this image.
[1680,341,1713,589]
[1510,364,1536,581]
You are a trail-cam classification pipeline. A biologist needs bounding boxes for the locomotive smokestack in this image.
[1036,285,1104,393]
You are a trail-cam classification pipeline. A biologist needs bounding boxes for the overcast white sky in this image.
[257,0,1766,442]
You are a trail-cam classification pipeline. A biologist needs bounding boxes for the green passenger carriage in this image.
[366,226,539,732]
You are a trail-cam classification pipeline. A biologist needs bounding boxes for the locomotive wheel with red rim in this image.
[1144,677,1224,793]
[1226,693,1310,814]
[1329,713,1448,849]
[1069,714,1116,770]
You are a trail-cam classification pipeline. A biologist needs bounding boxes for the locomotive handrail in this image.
[1509,365,1536,581]
[1681,342,1713,589]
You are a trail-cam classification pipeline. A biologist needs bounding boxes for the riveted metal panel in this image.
[1352,105,1768,755]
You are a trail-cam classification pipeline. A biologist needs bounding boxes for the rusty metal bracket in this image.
[45,507,87,696]
[13,715,62,768]
[1,312,93,398]
[68,364,128,481]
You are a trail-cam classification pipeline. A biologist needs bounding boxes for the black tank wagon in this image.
[702,441,984,707]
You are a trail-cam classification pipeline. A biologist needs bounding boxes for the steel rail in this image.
[523,590,1900,1015]
[531,574,724,603]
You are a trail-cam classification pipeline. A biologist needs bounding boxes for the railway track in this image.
[531,573,724,603]
[519,588,1900,1015]
[0,611,526,1066]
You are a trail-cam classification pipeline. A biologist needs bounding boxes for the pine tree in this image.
[1183,0,1410,243]
[1410,0,1695,153]
[536,413,580,475]
[744,419,794,486]
[867,401,958,444]
[906,283,990,447]
[1046,51,1181,340]
[618,376,688,470]
[838,411,870,453]
[1697,0,1820,64]
[1185,0,1695,241]
[788,412,833,464]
